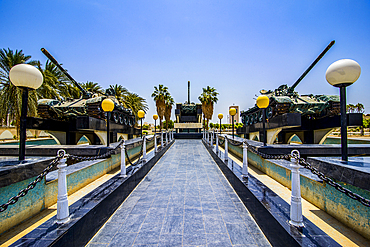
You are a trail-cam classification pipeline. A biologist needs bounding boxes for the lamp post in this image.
[153,114,158,134]
[326,59,361,161]
[138,110,145,138]
[218,113,223,134]
[229,108,236,139]
[9,64,43,161]
[257,95,270,146]
[101,98,114,147]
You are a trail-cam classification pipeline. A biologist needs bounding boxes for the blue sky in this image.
[1,0,369,123]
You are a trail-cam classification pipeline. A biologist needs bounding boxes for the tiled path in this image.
[87,139,271,246]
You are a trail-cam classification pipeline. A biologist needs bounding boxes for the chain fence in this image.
[213,134,370,208]
[0,135,158,213]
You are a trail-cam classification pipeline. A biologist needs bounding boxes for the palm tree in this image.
[355,103,364,113]
[109,84,128,104]
[164,93,175,130]
[124,92,149,124]
[151,84,169,130]
[0,48,39,131]
[82,81,103,95]
[36,60,67,100]
[198,86,219,129]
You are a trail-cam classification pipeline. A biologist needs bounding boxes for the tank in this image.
[241,40,340,126]
[37,48,135,127]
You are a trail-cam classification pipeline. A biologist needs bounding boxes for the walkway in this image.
[87,139,271,246]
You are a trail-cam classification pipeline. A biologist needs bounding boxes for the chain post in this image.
[224,136,229,163]
[56,150,70,224]
[142,136,147,162]
[154,133,158,153]
[289,150,304,228]
[120,141,127,177]
[161,130,163,147]
[242,142,248,177]
[203,129,205,140]
[216,133,219,154]
[166,131,169,145]
[210,130,214,147]
[172,130,174,140]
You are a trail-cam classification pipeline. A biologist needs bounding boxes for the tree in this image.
[163,120,174,129]
[355,103,364,113]
[346,104,355,113]
[151,84,169,130]
[36,60,66,100]
[82,81,104,95]
[123,92,148,124]
[198,86,219,129]
[109,84,128,104]
[164,93,174,130]
[0,48,39,132]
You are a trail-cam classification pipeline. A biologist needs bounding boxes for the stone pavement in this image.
[87,139,270,246]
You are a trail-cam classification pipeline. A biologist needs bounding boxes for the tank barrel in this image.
[41,48,88,97]
[289,40,335,92]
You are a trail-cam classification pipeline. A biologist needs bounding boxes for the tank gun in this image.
[41,48,91,99]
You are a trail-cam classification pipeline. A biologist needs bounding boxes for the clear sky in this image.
[1,0,369,123]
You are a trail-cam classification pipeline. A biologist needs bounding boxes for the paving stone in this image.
[89,140,269,246]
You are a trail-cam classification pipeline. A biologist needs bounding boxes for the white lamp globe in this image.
[9,64,43,89]
[326,59,361,87]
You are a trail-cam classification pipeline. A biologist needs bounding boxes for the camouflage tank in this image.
[37,48,135,127]
[241,40,340,126]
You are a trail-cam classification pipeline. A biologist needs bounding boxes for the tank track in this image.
[37,105,57,119]
[86,102,105,119]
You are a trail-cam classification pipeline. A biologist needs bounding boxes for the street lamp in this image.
[9,64,43,161]
[257,95,270,146]
[101,98,114,147]
[218,113,223,134]
[153,114,158,134]
[229,108,236,139]
[326,59,361,161]
[138,110,145,138]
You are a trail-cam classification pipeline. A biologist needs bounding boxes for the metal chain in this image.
[125,136,145,167]
[225,136,244,147]
[0,150,66,213]
[242,140,370,207]
[68,139,124,161]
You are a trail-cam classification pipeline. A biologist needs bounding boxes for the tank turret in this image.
[37,48,135,127]
[241,40,340,126]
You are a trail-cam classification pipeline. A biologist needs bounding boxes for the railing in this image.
[202,130,370,228]
[0,131,175,224]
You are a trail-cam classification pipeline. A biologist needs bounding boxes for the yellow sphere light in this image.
[138,110,145,119]
[153,114,158,120]
[229,108,236,116]
[9,64,43,89]
[257,95,269,109]
[218,113,223,119]
[101,98,114,112]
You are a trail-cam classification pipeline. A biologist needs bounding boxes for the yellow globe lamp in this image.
[229,108,236,116]
[138,110,145,119]
[101,98,114,112]
[101,98,114,147]
[218,113,223,134]
[153,114,158,134]
[256,95,269,109]
[256,95,270,146]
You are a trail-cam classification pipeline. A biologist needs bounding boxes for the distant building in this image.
[229,106,239,124]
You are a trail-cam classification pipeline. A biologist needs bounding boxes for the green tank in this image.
[241,40,340,126]
[37,48,135,127]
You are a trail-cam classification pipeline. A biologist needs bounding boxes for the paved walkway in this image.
[87,139,271,246]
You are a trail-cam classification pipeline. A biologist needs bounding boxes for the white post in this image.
[206,131,209,144]
[57,157,70,224]
[242,142,248,177]
[154,134,158,153]
[216,134,219,154]
[210,130,213,147]
[121,142,127,177]
[161,130,163,147]
[172,130,174,140]
[166,131,169,145]
[142,136,147,162]
[224,136,228,162]
[290,150,304,227]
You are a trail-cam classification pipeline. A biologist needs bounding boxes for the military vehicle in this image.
[241,40,340,126]
[37,48,135,127]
